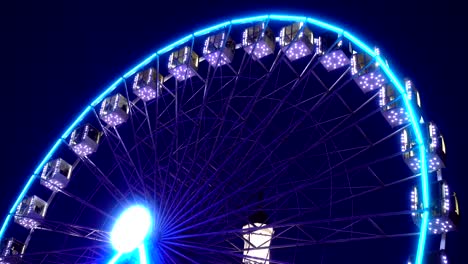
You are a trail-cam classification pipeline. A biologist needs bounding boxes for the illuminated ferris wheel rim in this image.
[0,13,430,263]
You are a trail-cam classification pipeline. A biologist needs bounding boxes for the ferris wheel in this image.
[0,14,460,264]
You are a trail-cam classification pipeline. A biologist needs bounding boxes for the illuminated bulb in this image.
[111,205,152,253]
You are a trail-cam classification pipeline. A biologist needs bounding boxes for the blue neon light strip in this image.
[90,78,124,107]
[374,54,429,264]
[230,15,268,25]
[194,21,230,37]
[32,139,63,176]
[138,243,148,264]
[107,252,122,264]
[0,13,429,264]
[343,31,376,57]
[61,105,93,139]
[123,53,158,79]
[107,243,148,264]
[306,17,343,34]
[268,14,306,22]
[157,34,193,55]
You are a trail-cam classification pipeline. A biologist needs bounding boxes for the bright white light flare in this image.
[111,205,152,253]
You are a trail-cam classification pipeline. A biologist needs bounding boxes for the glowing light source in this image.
[138,243,148,264]
[107,252,122,264]
[242,223,274,264]
[110,205,152,253]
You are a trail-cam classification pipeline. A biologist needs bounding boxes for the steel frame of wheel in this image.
[0,13,429,264]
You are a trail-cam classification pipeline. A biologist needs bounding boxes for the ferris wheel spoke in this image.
[52,247,106,264]
[112,127,152,202]
[66,178,114,229]
[160,75,274,229]
[93,106,151,184]
[310,113,359,219]
[256,144,388,217]
[323,172,419,209]
[164,209,413,242]
[164,91,215,219]
[277,62,348,115]
[310,68,353,107]
[109,78,154,202]
[160,77,228,226]
[272,97,385,171]
[150,80,173,228]
[282,153,406,208]
[202,75,238,101]
[140,100,165,228]
[56,188,116,221]
[173,241,242,264]
[289,138,401,185]
[10,215,111,243]
[265,113,402,188]
[157,85,184,229]
[154,103,180,221]
[272,232,420,248]
[79,156,127,206]
[314,219,370,242]
[163,162,291,237]
[73,247,109,263]
[169,147,406,236]
[158,244,177,264]
[188,93,364,210]
[19,244,108,261]
[161,155,282,232]
[335,92,373,138]
[37,253,75,264]
[160,242,198,264]
[165,53,319,226]
[92,116,140,203]
[223,71,355,180]
[163,63,296,217]
[203,51,284,152]
[164,240,286,264]
[179,81,208,110]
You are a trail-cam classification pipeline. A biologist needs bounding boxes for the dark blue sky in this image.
[2,0,466,262]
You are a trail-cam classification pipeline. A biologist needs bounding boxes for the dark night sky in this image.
[1,0,466,262]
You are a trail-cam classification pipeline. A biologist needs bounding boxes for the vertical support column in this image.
[437,170,443,181]
[440,232,446,250]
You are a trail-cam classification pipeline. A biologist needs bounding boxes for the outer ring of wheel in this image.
[0,13,430,264]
